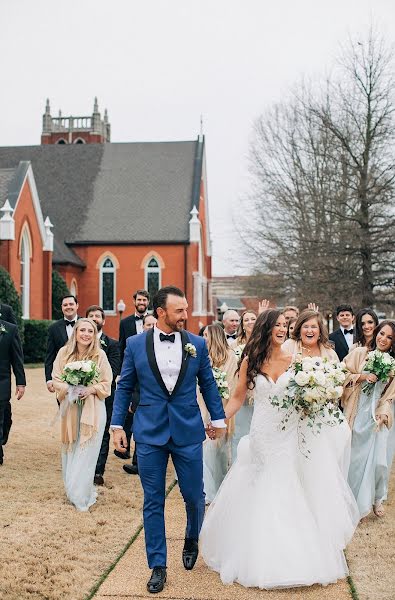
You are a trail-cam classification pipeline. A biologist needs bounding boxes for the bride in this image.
[200,309,359,589]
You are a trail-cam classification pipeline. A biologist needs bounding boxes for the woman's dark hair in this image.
[354,308,379,348]
[291,309,332,349]
[286,316,297,339]
[198,325,207,337]
[371,320,395,357]
[152,286,185,318]
[238,309,282,390]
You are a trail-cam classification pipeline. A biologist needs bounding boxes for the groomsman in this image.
[117,289,150,468]
[86,305,121,486]
[45,295,80,393]
[222,310,240,345]
[0,317,26,465]
[0,302,17,325]
[329,304,355,361]
[283,306,299,323]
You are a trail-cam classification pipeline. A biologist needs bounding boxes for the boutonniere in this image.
[0,323,7,334]
[184,343,197,358]
[100,338,107,348]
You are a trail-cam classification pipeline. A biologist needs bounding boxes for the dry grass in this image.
[0,368,173,600]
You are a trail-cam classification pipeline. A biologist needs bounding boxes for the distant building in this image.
[0,100,214,337]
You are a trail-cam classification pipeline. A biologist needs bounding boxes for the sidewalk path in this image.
[93,485,352,600]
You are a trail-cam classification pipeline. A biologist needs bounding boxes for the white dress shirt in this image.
[154,326,183,393]
[64,317,77,339]
[340,326,354,349]
[135,313,146,335]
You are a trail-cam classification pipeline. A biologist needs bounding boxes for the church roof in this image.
[0,140,203,266]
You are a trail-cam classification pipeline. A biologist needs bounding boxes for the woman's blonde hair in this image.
[236,310,257,345]
[64,318,101,363]
[206,324,229,368]
[291,309,332,349]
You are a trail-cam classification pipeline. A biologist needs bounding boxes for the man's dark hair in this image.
[61,294,78,304]
[335,304,354,316]
[133,289,150,301]
[86,305,105,319]
[153,286,185,318]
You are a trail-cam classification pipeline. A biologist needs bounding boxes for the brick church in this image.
[0,99,214,337]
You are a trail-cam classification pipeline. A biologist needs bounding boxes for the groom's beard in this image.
[164,317,185,332]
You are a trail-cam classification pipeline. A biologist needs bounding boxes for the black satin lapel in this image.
[146,328,170,397]
[61,322,68,345]
[172,330,190,397]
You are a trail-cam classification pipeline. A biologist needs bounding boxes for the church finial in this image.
[104,108,108,123]
[45,98,51,115]
[200,114,204,136]
[93,97,99,113]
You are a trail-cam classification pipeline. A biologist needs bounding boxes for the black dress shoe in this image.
[114,449,130,460]
[94,474,104,485]
[182,538,199,570]
[123,463,139,475]
[147,567,167,593]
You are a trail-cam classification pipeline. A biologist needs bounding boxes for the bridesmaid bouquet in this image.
[271,356,345,455]
[61,360,100,405]
[362,350,395,394]
[212,367,230,401]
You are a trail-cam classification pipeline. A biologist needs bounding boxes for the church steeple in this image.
[41,98,111,145]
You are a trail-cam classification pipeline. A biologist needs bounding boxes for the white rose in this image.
[382,353,391,365]
[303,389,315,403]
[335,386,344,398]
[81,361,92,373]
[295,371,310,386]
[313,371,326,386]
[326,386,338,400]
[302,357,315,372]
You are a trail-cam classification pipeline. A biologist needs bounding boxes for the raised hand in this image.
[307,302,319,313]
[258,299,270,314]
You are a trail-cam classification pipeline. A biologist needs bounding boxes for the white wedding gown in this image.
[200,372,359,589]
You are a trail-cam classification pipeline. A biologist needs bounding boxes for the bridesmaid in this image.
[52,319,112,511]
[286,316,297,339]
[199,324,238,503]
[231,310,257,463]
[350,308,379,352]
[343,320,395,518]
[282,309,338,361]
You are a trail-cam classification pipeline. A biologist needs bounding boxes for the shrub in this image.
[0,265,23,336]
[23,319,54,363]
[52,270,70,320]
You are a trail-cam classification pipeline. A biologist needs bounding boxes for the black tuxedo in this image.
[0,320,26,462]
[119,314,146,361]
[96,333,121,476]
[0,303,17,325]
[329,328,350,362]
[45,317,79,382]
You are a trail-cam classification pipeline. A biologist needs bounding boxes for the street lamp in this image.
[117,298,126,321]
[219,302,228,321]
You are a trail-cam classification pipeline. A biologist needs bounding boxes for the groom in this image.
[111,286,226,593]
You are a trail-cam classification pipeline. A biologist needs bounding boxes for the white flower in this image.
[184,343,197,358]
[313,370,326,386]
[294,371,310,386]
[81,361,93,373]
[301,357,315,372]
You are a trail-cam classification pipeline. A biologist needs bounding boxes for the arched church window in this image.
[74,138,85,144]
[20,229,31,319]
[145,257,161,307]
[57,139,67,144]
[100,257,116,313]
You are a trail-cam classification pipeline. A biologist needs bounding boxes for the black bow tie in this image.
[159,333,175,343]
[344,328,354,335]
[226,334,236,340]
[135,315,144,321]
[65,320,76,327]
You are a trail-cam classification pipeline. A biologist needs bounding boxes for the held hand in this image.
[258,299,270,314]
[15,386,25,400]
[307,302,319,312]
[375,414,388,431]
[365,373,378,384]
[205,423,226,440]
[78,385,96,400]
[113,428,128,453]
[47,381,55,393]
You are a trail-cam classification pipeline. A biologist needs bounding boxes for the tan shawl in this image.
[282,338,339,362]
[52,347,112,449]
[198,348,238,438]
[342,347,394,430]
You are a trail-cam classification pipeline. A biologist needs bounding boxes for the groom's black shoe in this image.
[182,538,199,570]
[147,567,167,593]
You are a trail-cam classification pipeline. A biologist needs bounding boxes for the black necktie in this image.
[227,334,236,340]
[65,320,75,327]
[159,333,175,343]
[344,328,354,335]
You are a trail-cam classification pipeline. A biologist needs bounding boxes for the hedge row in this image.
[23,319,54,363]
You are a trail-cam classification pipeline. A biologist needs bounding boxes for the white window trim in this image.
[99,257,116,315]
[20,229,30,319]
[145,257,162,297]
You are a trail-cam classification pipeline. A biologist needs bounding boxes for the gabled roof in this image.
[0,139,204,266]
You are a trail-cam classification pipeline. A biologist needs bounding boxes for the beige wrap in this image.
[282,338,339,362]
[52,347,112,449]
[342,347,394,430]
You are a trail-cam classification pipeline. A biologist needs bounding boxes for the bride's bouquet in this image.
[61,360,100,405]
[271,356,345,456]
[212,367,230,401]
[362,349,395,394]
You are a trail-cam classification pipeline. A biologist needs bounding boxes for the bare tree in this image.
[246,30,395,312]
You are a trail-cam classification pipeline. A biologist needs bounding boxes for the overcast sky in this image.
[0,0,394,275]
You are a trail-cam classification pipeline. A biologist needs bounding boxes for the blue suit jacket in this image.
[111,328,226,446]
